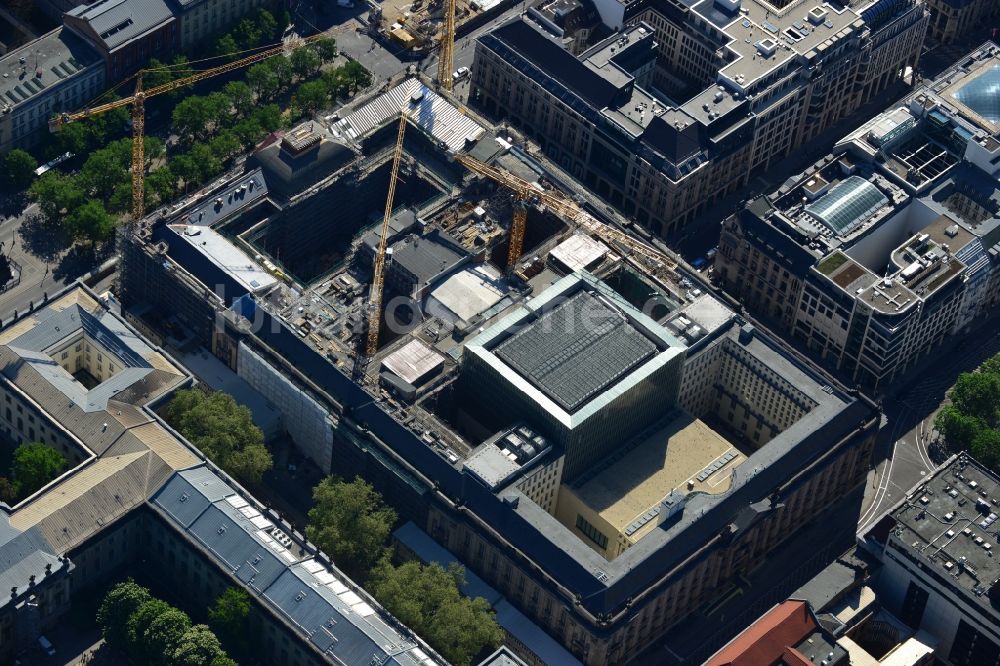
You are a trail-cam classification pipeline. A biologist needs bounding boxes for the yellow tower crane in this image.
[49,31,333,226]
[455,153,678,273]
[437,0,457,93]
[366,110,410,357]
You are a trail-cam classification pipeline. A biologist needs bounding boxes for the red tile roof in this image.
[707,600,818,666]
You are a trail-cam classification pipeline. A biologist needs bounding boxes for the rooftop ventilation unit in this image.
[756,38,777,58]
[807,6,828,25]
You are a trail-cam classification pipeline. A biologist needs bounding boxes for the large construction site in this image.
[120,73,878,665]
[372,0,500,51]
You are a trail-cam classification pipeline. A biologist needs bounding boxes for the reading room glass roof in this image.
[953,65,1000,123]
[805,176,889,236]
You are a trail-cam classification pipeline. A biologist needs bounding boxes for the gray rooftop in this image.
[390,229,468,290]
[0,28,100,112]
[884,456,1000,613]
[0,516,62,611]
[331,78,485,151]
[66,0,175,52]
[494,290,658,412]
[3,300,173,413]
[174,169,268,228]
[151,467,444,666]
[711,0,864,91]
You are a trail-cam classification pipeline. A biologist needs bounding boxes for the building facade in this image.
[176,0,270,50]
[0,28,105,154]
[861,454,1000,666]
[714,43,1000,391]
[925,0,1000,45]
[64,0,179,82]
[470,0,927,237]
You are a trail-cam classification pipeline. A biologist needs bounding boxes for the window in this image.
[575,515,608,550]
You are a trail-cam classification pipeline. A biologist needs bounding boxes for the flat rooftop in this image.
[884,456,1000,612]
[166,224,277,295]
[713,1,863,91]
[570,413,743,541]
[0,28,100,112]
[381,339,445,386]
[943,59,1000,136]
[494,290,659,412]
[331,78,485,151]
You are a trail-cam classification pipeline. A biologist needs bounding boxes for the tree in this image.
[66,199,115,243]
[254,8,280,42]
[145,607,193,666]
[370,561,504,666]
[213,34,239,60]
[305,477,396,579]
[252,104,283,132]
[143,56,193,98]
[295,80,329,115]
[206,92,233,130]
[233,17,263,50]
[80,139,131,200]
[233,119,265,148]
[11,443,68,497]
[223,81,254,118]
[341,61,372,91]
[322,68,348,99]
[85,102,130,147]
[314,38,337,63]
[54,121,89,155]
[935,353,1000,470]
[173,96,215,143]
[291,47,322,79]
[0,477,17,503]
[126,598,173,661]
[171,153,202,190]
[950,371,1000,426]
[2,149,38,190]
[171,624,231,666]
[267,56,294,93]
[208,587,250,646]
[109,182,133,216]
[247,62,280,101]
[971,426,1000,469]
[190,143,224,183]
[29,171,85,222]
[143,58,176,90]
[144,136,166,169]
[147,166,178,207]
[167,389,271,484]
[97,580,153,649]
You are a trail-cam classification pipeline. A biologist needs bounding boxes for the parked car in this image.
[452,66,470,81]
[38,636,55,656]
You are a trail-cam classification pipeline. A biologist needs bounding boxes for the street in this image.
[858,316,1000,532]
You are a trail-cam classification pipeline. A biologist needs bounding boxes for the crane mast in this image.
[507,199,527,272]
[130,78,146,224]
[366,111,410,358]
[437,0,456,92]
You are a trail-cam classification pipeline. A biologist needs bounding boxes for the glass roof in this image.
[805,176,888,236]
[953,65,1000,123]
